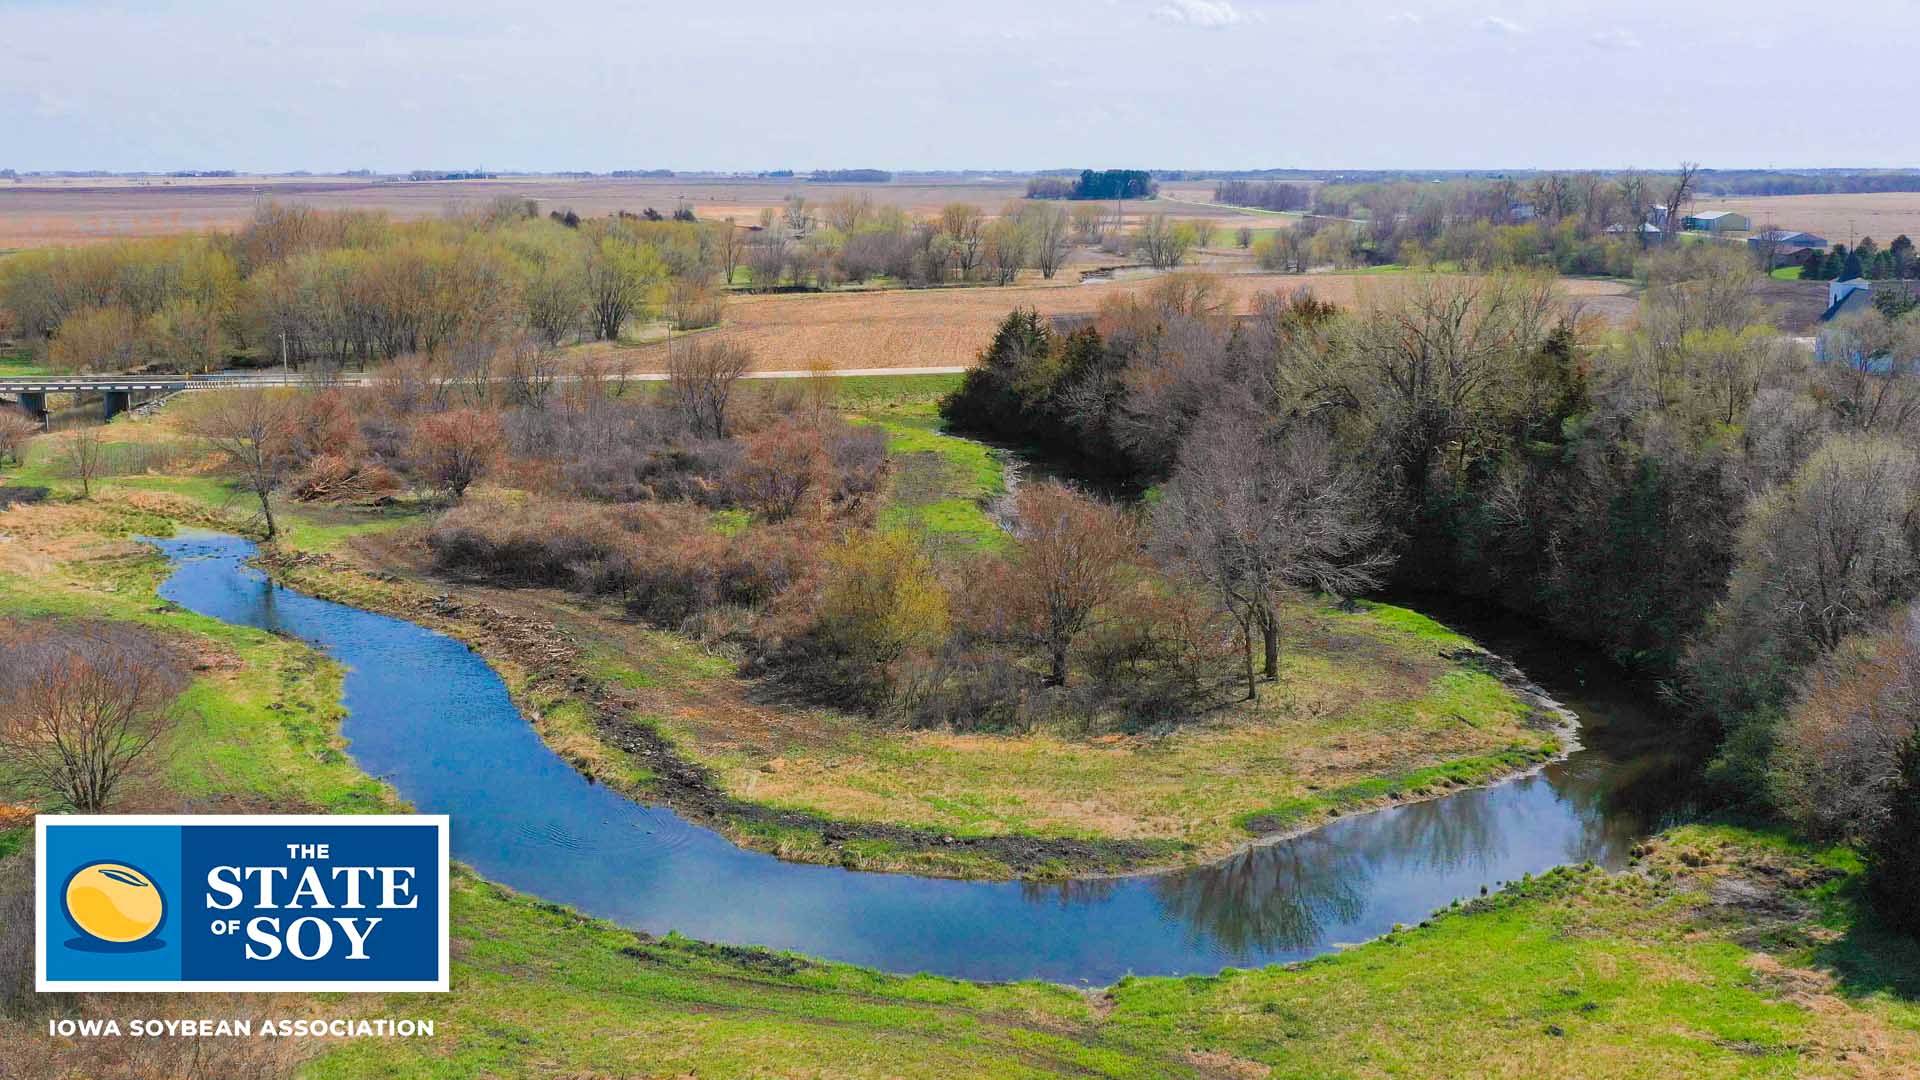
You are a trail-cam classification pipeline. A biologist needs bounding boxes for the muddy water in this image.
[150,531,1688,985]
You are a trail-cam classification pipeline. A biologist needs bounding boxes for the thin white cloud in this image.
[1153,0,1246,28]
[1481,14,1525,34]
[33,88,71,118]
[1589,28,1643,50]
[1384,11,1422,26]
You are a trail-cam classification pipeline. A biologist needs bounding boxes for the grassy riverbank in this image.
[0,389,1559,879]
[308,825,1920,1078]
[3,486,1919,1076]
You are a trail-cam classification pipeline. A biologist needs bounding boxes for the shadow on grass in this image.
[1817,878,1920,1003]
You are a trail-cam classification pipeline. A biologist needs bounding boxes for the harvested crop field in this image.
[595,272,1640,371]
[0,175,1036,248]
[0,175,1277,250]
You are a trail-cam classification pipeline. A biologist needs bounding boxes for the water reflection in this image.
[1154,834,1369,953]
[148,533,1688,984]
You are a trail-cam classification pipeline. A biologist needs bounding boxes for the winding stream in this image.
[151,531,1688,985]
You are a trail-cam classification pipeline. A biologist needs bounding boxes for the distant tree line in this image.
[1223,167,1709,276]
[1694,170,1920,197]
[1026,170,1157,201]
[731,194,1081,289]
[1212,181,1312,212]
[809,170,893,183]
[0,196,735,372]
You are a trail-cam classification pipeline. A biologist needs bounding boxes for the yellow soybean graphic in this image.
[65,863,164,943]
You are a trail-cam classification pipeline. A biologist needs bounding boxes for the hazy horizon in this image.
[5,0,1917,174]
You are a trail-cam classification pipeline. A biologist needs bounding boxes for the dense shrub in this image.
[426,498,823,636]
[1774,612,1920,840]
[0,409,39,466]
[898,646,1046,733]
[758,530,949,708]
[427,500,642,587]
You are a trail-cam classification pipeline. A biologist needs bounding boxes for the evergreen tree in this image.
[940,308,1056,439]
[1842,250,1865,281]
[1867,728,1920,938]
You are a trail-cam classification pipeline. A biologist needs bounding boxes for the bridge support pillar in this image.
[103,390,131,421]
[18,392,46,423]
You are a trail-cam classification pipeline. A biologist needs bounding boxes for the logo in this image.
[37,815,449,993]
[64,862,167,946]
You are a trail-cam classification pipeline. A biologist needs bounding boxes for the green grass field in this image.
[0,346,46,377]
[855,399,1009,553]
[4,406,1918,1076]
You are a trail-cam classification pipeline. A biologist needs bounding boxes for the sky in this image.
[3,0,1916,173]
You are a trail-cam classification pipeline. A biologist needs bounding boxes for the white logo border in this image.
[35,814,451,993]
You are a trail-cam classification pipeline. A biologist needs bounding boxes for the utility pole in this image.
[280,331,289,377]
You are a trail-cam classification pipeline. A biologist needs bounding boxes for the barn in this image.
[1682,210,1751,233]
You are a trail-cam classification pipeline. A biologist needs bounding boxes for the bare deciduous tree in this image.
[1069,203,1106,246]
[1137,214,1197,270]
[521,246,587,347]
[1735,434,1920,652]
[583,232,659,340]
[1347,274,1559,498]
[782,195,814,237]
[747,233,789,291]
[668,340,754,439]
[1820,310,1920,434]
[824,193,873,233]
[500,334,562,411]
[717,217,745,285]
[1662,161,1701,237]
[413,408,505,500]
[940,203,986,280]
[186,388,298,539]
[60,426,105,498]
[1023,205,1073,280]
[1007,482,1138,685]
[1153,415,1392,699]
[1752,218,1785,271]
[1777,604,1920,841]
[981,218,1029,286]
[0,619,187,813]
[1617,171,1650,244]
[665,277,726,330]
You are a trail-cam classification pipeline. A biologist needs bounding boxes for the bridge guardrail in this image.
[0,374,356,392]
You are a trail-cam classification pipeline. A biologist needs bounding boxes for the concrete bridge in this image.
[0,373,344,422]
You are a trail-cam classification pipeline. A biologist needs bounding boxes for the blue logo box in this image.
[37,815,449,993]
